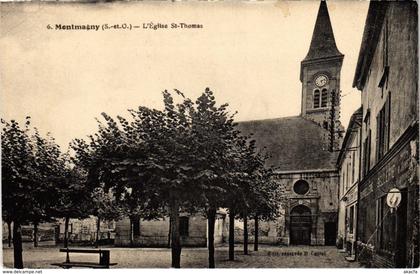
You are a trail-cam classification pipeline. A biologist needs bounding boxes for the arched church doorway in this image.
[290,205,312,245]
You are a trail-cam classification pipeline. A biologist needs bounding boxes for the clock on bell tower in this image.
[299,1,344,128]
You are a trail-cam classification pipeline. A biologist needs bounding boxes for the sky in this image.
[0,1,369,151]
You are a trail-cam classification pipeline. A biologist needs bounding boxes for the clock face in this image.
[315,74,329,87]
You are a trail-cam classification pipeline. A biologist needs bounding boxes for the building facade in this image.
[337,108,362,256]
[2,217,115,247]
[352,1,418,268]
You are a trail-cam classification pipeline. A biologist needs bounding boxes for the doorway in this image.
[290,205,312,245]
[395,188,408,267]
[324,222,336,246]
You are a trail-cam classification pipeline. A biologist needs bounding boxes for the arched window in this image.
[293,180,310,195]
[321,89,328,107]
[313,89,320,108]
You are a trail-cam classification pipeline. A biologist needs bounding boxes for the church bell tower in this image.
[300,1,344,130]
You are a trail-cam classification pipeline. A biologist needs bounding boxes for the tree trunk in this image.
[168,216,172,248]
[170,199,181,268]
[33,222,38,247]
[7,221,12,248]
[129,216,133,247]
[254,215,259,251]
[228,209,235,261]
[95,216,101,248]
[64,216,69,248]
[207,207,216,268]
[13,221,23,269]
[243,212,248,255]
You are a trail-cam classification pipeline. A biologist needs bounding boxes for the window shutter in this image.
[321,89,328,107]
[363,138,368,176]
[367,130,371,171]
[376,115,381,161]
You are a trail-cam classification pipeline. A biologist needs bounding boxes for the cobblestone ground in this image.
[2,244,361,268]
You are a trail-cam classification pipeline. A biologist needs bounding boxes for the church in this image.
[236,0,343,246]
[113,1,343,247]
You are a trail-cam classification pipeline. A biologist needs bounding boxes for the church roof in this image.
[236,116,338,172]
[302,1,343,62]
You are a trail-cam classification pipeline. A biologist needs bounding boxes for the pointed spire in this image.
[303,1,343,61]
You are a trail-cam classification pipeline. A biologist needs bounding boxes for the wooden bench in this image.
[51,248,117,269]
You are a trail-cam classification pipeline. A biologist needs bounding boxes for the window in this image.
[346,161,351,190]
[379,20,389,98]
[351,151,356,184]
[363,124,372,177]
[377,195,395,252]
[376,94,391,161]
[314,89,320,108]
[344,163,347,190]
[131,216,140,237]
[293,180,310,195]
[359,204,367,242]
[81,225,89,234]
[378,66,389,98]
[349,206,354,234]
[321,89,328,107]
[179,217,189,237]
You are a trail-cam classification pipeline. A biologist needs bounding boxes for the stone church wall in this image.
[275,170,339,246]
[233,219,283,245]
[231,170,338,246]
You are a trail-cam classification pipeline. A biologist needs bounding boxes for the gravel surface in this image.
[2,244,361,268]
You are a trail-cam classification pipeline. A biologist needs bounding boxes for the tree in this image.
[50,166,93,248]
[187,89,244,268]
[223,136,260,260]
[238,144,281,254]
[222,134,279,259]
[163,88,269,267]
[1,118,65,268]
[72,93,193,268]
[32,124,70,250]
[247,168,281,252]
[237,139,261,256]
[2,118,35,268]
